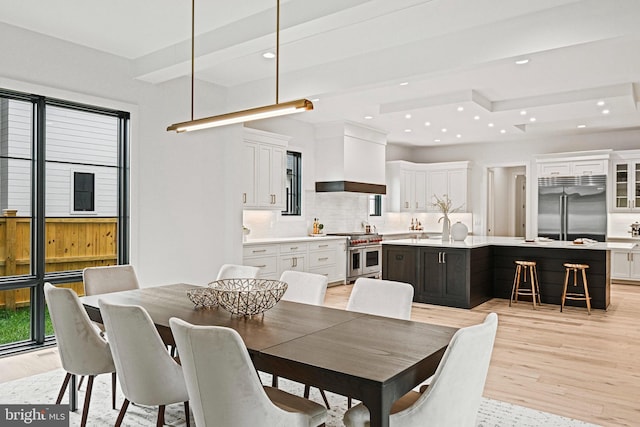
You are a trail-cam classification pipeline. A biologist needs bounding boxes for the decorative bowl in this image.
[187,287,218,309]
[209,278,288,317]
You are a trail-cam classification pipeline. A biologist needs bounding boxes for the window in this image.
[0,88,130,354]
[73,172,95,212]
[282,151,301,216]
[369,195,382,216]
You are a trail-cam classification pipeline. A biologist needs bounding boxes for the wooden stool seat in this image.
[561,263,591,314]
[510,260,541,309]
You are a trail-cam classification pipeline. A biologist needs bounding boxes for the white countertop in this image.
[243,235,347,245]
[382,236,636,251]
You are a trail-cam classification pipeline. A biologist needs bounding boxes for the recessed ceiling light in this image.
[488,123,494,127]
[602,109,610,115]
[424,121,431,126]
[529,117,537,122]
[515,59,530,65]
[434,139,441,142]
[364,115,373,120]
[310,98,320,102]
[441,128,447,133]
[404,129,412,133]
[399,82,409,86]
[520,110,527,116]
[457,106,464,112]
[405,113,412,119]
[456,134,462,138]
[500,129,506,134]
[262,52,276,59]
[577,124,587,128]
[597,100,605,106]
[473,115,480,120]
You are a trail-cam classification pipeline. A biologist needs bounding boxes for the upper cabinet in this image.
[386,161,469,213]
[537,159,608,177]
[242,128,290,210]
[611,150,640,211]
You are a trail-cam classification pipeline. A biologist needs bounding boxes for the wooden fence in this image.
[0,210,117,310]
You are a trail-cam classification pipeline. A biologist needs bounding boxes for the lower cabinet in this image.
[243,238,346,284]
[611,249,640,280]
[382,245,492,309]
[420,248,468,306]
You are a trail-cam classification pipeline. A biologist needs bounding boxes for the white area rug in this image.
[0,369,599,426]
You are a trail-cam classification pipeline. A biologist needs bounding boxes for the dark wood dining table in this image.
[80,283,457,427]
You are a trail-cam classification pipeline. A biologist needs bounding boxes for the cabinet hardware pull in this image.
[319,244,328,248]
[290,246,298,250]
[416,202,418,208]
[243,193,247,203]
[442,252,446,263]
[256,265,266,268]
[318,257,329,261]
[253,249,267,253]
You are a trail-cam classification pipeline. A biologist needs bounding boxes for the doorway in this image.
[487,166,526,237]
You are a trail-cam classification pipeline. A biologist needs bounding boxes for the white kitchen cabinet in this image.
[611,159,640,211]
[537,159,607,177]
[243,238,346,284]
[242,128,289,210]
[611,248,640,281]
[426,163,469,212]
[386,160,469,213]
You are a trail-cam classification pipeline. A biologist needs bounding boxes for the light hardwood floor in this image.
[2,283,639,426]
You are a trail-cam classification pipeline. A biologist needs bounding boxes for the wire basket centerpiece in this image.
[187,287,218,309]
[209,278,288,317]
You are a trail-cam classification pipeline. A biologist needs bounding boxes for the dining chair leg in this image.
[80,375,94,427]
[184,401,190,427]
[56,373,72,404]
[303,384,310,398]
[77,375,85,390]
[111,372,117,409]
[271,375,279,387]
[115,399,130,427]
[319,389,331,409]
[157,405,166,427]
[347,396,352,409]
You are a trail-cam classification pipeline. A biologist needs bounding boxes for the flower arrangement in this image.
[431,194,459,215]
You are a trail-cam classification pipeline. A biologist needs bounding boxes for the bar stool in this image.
[510,260,541,309]
[561,263,591,314]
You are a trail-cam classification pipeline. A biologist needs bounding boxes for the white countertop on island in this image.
[382,236,636,251]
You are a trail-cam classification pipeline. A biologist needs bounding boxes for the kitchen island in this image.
[382,236,635,309]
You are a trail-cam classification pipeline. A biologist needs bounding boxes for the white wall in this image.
[0,22,244,286]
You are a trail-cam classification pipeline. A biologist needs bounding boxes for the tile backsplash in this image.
[243,191,473,240]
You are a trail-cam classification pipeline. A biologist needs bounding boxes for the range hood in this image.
[314,122,387,194]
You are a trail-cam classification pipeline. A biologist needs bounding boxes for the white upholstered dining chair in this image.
[98,301,190,427]
[44,283,116,427]
[343,312,499,427]
[280,270,328,306]
[169,318,328,427]
[83,264,139,296]
[344,277,414,408]
[215,263,260,280]
[347,277,414,320]
[277,270,330,407]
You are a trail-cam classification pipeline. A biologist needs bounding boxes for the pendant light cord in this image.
[191,0,195,121]
[276,0,280,105]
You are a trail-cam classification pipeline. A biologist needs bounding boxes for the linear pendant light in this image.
[167,0,313,133]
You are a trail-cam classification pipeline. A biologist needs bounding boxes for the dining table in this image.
[80,283,458,427]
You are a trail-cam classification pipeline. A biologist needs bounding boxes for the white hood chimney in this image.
[314,122,387,194]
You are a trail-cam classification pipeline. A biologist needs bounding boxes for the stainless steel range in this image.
[327,232,382,282]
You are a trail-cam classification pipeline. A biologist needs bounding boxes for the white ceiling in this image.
[2,0,640,147]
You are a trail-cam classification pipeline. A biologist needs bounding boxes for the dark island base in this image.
[493,246,609,310]
[383,244,610,310]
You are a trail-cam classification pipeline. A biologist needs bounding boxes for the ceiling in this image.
[2,0,640,147]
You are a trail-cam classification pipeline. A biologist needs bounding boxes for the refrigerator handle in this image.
[560,193,569,240]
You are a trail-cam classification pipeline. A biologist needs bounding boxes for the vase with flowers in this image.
[432,194,459,241]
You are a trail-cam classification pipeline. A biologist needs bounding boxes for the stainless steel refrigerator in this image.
[537,175,607,241]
